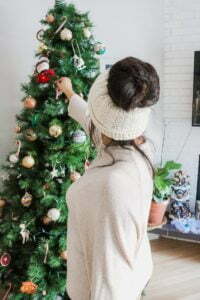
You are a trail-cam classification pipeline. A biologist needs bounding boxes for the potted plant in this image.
[148,160,182,226]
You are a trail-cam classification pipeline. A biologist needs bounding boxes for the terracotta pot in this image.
[148,199,169,226]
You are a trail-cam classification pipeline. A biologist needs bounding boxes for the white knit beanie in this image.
[87,70,151,140]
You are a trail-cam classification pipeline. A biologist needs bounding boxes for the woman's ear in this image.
[134,135,146,145]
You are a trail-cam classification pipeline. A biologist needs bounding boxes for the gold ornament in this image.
[60,250,67,260]
[37,43,48,54]
[21,192,32,207]
[20,281,38,294]
[42,216,52,225]
[83,27,91,38]
[0,199,6,217]
[25,129,37,142]
[60,28,73,41]
[0,199,6,208]
[49,124,63,138]
[70,171,81,182]
[15,125,21,133]
[21,155,35,169]
[46,14,55,23]
[23,97,37,109]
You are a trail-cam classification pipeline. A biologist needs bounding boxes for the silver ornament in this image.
[72,130,86,143]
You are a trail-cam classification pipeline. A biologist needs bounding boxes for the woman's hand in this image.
[56,77,75,100]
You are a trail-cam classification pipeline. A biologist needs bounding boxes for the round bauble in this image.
[60,28,73,41]
[49,124,63,138]
[60,250,67,260]
[21,192,32,207]
[72,129,86,143]
[70,171,81,182]
[94,42,106,55]
[83,27,92,38]
[46,14,55,23]
[36,57,49,73]
[24,97,37,109]
[0,253,11,267]
[21,155,35,169]
[25,129,37,142]
[37,43,48,54]
[9,153,19,164]
[42,216,52,225]
[36,69,55,84]
[20,281,38,295]
[0,199,6,208]
[47,208,60,221]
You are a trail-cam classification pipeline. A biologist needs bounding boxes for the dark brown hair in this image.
[89,57,160,176]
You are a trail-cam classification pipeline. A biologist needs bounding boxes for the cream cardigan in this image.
[66,95,154,300]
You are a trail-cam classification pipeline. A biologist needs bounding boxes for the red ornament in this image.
[0,253,11,266]
[36,69,55,83]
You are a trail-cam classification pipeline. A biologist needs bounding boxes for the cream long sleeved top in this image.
[66,94,154,300]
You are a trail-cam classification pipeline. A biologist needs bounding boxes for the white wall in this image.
[163,0,200,209]
[0,0,164,167]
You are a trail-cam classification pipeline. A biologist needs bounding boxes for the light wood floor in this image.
[145,237,200,300]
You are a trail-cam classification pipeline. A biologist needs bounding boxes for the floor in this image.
[145,237,200,300]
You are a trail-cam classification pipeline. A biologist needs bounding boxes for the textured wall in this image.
[163,0,200,209]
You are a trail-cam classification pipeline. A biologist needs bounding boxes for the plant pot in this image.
[148,199,169,226]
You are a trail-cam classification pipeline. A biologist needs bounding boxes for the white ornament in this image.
[72,130,86,143]
[19,224,30,244]
[9,153,19,164]
[50,167,59,179]
[83,27,91,38]
[47,208,60,221]
[49,124,63,138]
[60,28,73,41]
[72,55,85,70]
[36,57,49,73]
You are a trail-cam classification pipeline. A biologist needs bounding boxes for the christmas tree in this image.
[0,1,105,298]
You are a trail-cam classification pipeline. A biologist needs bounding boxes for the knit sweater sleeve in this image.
[90,172,143,300]
[68,94,90,134]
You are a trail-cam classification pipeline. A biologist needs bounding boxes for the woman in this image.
[57,57,160,300]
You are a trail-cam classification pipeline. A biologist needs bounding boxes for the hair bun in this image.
[107,57,160,111]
